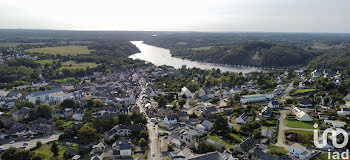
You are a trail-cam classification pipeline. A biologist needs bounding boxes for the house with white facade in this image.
[181,87,193,98]
[288,143,312,160]
[267,100,279,108]
[292,107,313,122]
[28,88,71,105]
[164,114,178,125]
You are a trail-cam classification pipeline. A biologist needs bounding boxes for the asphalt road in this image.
[1,132,61,150]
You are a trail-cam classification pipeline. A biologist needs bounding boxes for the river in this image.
[129,41,263,73]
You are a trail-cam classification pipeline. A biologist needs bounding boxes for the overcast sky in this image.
[0,0,349,32]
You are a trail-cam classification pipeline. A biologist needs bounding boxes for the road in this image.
[1,132,61,150]
[276,109,289,149]
[136,84,162,160]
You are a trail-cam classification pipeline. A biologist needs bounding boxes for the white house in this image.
[343,93,350,101]
[181,87,193,98]
[236,113,249,124]
[337,107,350,116]
[267,100,279,108]
[292,107,313,122]
[28,88,71,105]
[240,94,274,104]
[311,69,323,78]
[164,115,178,125]
[288,143,312,160]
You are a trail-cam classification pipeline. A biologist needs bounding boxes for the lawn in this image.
[35,59,54,65]
[310,153,339,160]
[25,46,92,56]
[176,42,188,45]
[285,129,313,135]
[34,143,66,160]
[291,88,316,96]
[191,46,213,51]
[267,144,288,156]
[229,133,246,142]
[207,135,231,149]
[61,121,73,128]
[285,120,314,129]
[60,61,98,70]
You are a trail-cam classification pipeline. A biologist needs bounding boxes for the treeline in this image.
[171,42,319,67]
[308,48,350,73]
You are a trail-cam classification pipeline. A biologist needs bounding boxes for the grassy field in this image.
[285,120,314,129]
[176,42,188,45]
[291,88,316,96]
[0,43,19,47]
[34,143,66,160]
[267,144,288,156]
[60,61,98,70]
[285,129,313,135]
[26,46,92,56]
[191,46,213,51]
[35,59,54,65]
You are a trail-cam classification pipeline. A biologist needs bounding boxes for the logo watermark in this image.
[313,124,349,159]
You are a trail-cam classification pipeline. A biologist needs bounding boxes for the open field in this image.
[176,42,188,45]
[291,88,316,96]
[285,120,314,129]
[0,43,20,47]
[191,46,213,51]
[60,61,98,70]
[34,143,66,160]
[35,59,54,65]
[25,46,92,56]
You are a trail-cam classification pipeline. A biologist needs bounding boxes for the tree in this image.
[139,130,149,140]
[138,138,147,147]
[13,150,33,160]
[16,101,34,109]
[59,99,77,109]
[78,125,98,142]
[51,141,59,156]
[1,147,18,160]
[157,95,167,108]
[36,104,54,119]
[92,99,104,108]
[214,116,228,132]
[113,116,119,125]
[178,98,186,107]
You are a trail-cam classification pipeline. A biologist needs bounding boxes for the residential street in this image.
[1,132,61,150]
[136,85,163,160]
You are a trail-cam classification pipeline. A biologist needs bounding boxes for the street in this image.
[1,132,61,150]
[136,84,163,160]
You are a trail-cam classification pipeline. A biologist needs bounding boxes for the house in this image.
[201,120,213,131]
[311,69,323,78]
[158,108,173,117]
[338,107,350,116]
[90,156,102,160]
[205,139,225,151]
[292,107,313,122]
[236,113,249,124]
[234,136,258,153]
[344,93,350,101]
[164,114,178,125]
[267,100,279,108]
[176,111,189,121]
[112,140,132,159]
[64,148,79,158]
[62,83,74,91]
[72,109,84,121]
[181,87,193,98]
[13,107,30,121]
[261,128,274,143]
[240,94,274,104]
[288,143,312,160]
[252,149,278,160]
[188,151,229,160]
[261,106,273,119]
[28,88,69,105]
[6,91,22,100]
[324,120,347,128]
[91,141,107,155]
[299,98,313,107]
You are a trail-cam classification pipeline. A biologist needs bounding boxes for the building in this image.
[13,107,30,121]
[236,113,249,124]
[338,107,350,116]
[112,140,132,159]
[299,98,313,107]
[28,88,71,105]
[181,87,193,98]
[292,107,313,122]
[267,100,279,108]
[288,143,312,160]
[240,94,274,104]
[164,114,178,125]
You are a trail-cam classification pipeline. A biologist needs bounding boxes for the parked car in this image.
[9,141,15,144]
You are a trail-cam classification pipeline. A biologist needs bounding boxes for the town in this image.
[1,51,349,160]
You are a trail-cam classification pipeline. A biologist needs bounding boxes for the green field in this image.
[26,46,92,56]
[191,46,213,51]
[291,88,316,96]
[285,120,314,129]
[0,43,19,47]
[60,61,98,70]
[267,144,288,156]
[176,42,188,45]
[34,143,66,160]
[35,59,54,65]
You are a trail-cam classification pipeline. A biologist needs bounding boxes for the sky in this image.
[0,0,349,33]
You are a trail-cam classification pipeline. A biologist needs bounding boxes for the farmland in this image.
[25,46,92,56]
[60,61,98,70]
